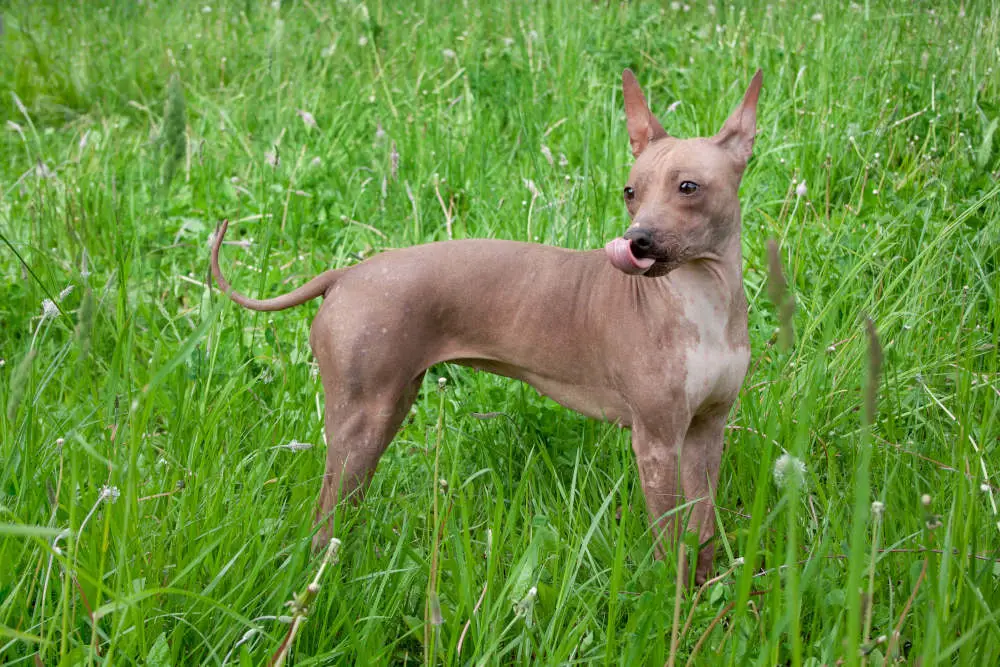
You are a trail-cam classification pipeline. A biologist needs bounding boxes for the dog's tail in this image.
[211,219,345,312]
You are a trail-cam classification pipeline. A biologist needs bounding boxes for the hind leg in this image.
[311,373,425,551]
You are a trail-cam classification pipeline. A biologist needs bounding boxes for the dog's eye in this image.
[623,186,635,200]
[679,181,699,195]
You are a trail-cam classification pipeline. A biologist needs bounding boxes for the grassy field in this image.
[2,0,999,664]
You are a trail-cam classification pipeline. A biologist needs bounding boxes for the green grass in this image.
[1,0,998,664]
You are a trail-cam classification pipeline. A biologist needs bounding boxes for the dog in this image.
[211,68,760,584]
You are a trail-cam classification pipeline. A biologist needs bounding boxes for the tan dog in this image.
[212,69,761,584]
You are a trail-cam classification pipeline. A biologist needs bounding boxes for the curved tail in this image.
[210,219,344,312]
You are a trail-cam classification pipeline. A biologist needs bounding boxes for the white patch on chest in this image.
[680,294,750,413]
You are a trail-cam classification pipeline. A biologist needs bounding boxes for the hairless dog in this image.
[212,69,761,584]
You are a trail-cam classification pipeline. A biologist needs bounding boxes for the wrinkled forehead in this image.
[630,137,740,183]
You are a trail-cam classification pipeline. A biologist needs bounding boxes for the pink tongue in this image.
[605,238,656,274]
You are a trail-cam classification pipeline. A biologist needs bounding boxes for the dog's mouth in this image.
[605,238,656,275]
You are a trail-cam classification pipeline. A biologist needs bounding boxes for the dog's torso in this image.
[313,238,749,426]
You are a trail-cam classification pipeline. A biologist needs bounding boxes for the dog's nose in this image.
[623,228,654,257]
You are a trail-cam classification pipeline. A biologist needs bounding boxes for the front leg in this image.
[630,419,688,574]
[631,411,727,586]
[678,413,727,585]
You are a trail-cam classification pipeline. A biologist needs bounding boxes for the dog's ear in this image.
[714,69,763,165]
[623,69,668,158]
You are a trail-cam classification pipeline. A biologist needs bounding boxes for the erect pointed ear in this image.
[622,69,669,158]
[714,69,763,165]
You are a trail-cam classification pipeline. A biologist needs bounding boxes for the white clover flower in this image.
[981,483,991,493]
[795,180,807,198]
[502,37,515,48]
[41,299,59,321]
[358,35,368,47]
[733,556,745,566]
[265,150,279,168]
[202,5,212,12]
[811,12,824,22]
[437,377,447,390]
[296,109,317,129]
[442,48,456,59]
[374,123,386,141]
[871,500,885,517]
[773,454,806,488]
[310,156,322,168]
[100,485,120,503]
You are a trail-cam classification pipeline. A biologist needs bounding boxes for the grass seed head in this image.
[6,349,37,421]
[76,288,95,362]
[296,109,317,130]
[159,73,187,189]
[863,317,883,425]
[765,239,796,350]
[41,298,58,321]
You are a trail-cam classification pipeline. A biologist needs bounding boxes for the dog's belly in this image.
[452,358,632,426]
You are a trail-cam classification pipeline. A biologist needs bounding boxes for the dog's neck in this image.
[668,229,745,309]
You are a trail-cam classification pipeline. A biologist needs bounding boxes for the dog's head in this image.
[605,69,762,276]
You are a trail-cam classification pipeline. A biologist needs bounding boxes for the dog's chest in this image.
[678,297,750,413]
[683,341,749,411]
